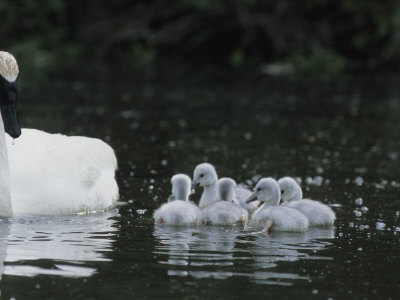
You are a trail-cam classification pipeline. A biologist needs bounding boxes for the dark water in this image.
[1,67,400,299]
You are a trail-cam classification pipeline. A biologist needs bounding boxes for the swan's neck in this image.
[287,184,303,202]
[0,114,13,217]
[262,188,280,208]
[175,190,189,202]
[220,189,235,202]
[199,181,217,209]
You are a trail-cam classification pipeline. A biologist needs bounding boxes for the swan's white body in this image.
[5,129,119,214]
[278,177,335,226]
[202,178,248,225]
[0,51,119,217]
[248,178,309,232]
[153,174,201,226]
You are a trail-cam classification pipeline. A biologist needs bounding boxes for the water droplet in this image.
[313,176,323,186]
[376,222,386,230]
[354,210,362,217]
[355,197,363,205]
[355,177,364,186]
[361,206,368,213]
[244,132,252,140]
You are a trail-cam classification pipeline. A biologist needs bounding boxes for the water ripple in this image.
[0,212,118,278]
[153,226,334,285]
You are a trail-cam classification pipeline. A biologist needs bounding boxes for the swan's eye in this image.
[257,188,261,192]
[281,190,284,194]
[200,174,204,178]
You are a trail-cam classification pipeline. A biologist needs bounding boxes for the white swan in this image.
[192,162,259,212]
[0,51,118,216]
[246,178,309,233]
[153,174,202,226]
[278,177,335,226]
[202,178,248,225]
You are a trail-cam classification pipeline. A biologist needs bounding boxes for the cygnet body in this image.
[202,178,248,225]
[278,177,335,226]
[246,178,309,233]
[154,174,201,226]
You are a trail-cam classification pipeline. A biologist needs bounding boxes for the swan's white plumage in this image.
[5,129,119,214]
[0,115,12,216]
[154,200,201,225]
[278,177,335,226]
[235,185,260,214]
[248,178,308,232]
[202,178,248,225]
[250,205,309,232]
[153,174,201,226]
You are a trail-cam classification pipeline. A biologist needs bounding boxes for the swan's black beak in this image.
[246,193,258,203]
[191,181,200,189]
[0,79,21,139]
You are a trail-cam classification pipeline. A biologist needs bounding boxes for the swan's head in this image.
[192,163,218,189]
[246,178,280,206]
[171,174,191,201]
[0,51,21,138]
[278,177,303,203]
[217,177,236,202]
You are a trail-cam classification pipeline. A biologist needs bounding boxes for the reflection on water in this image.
[0,212,117,278]
[153,226,334,286]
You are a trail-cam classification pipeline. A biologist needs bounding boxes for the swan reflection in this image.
[153,226,335,285]
[0,212,118,278]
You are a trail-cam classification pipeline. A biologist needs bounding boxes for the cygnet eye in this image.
[281,190,284,194]
[257,188,261,192]
[200,174,204,178]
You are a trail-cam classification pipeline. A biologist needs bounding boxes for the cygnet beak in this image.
[246,193,258,203]
[191,181,200,189]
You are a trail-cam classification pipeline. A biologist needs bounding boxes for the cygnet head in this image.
[192,163,218,189]
[171,174,191,201]
[0,51,21,138]
[246,178,280,206]
[217,177,236,202]
[278,177,303,203]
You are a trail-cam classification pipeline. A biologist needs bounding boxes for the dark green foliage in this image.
[1,0,400,73]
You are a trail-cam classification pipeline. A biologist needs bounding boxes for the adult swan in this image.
[0,51,119,216]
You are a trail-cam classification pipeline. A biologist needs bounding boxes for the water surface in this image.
[1,69,400,299]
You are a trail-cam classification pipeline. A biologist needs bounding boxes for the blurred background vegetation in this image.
[1,0,400,75]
